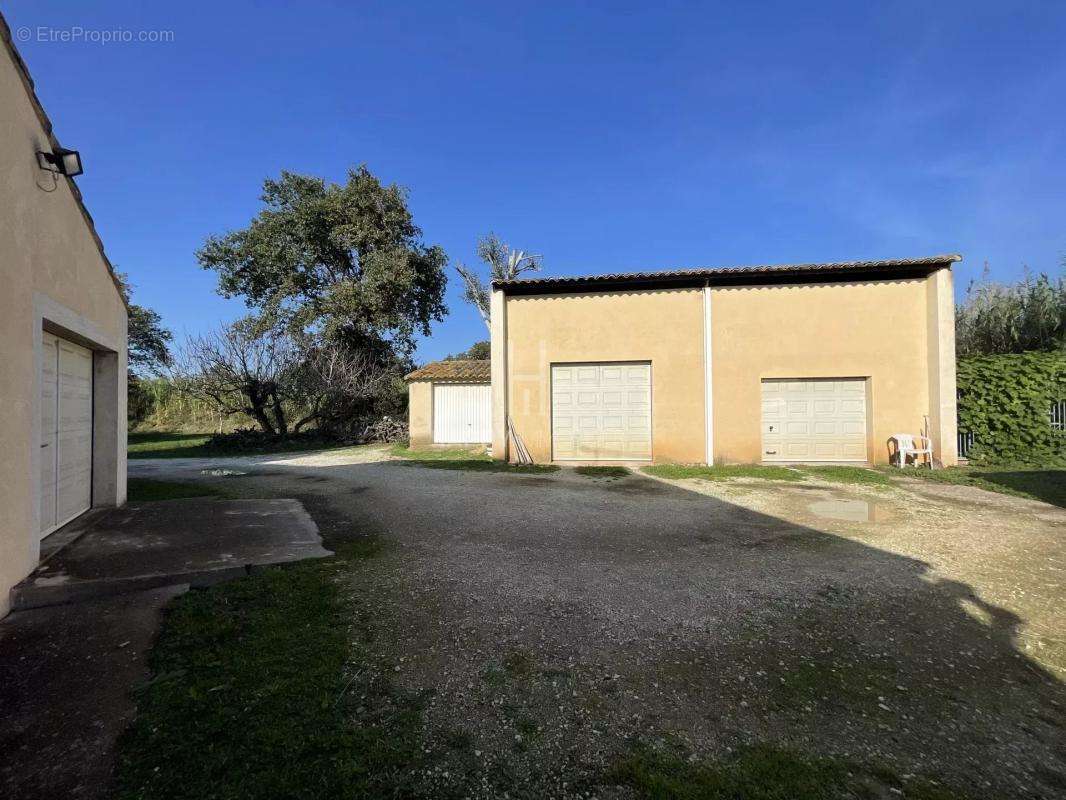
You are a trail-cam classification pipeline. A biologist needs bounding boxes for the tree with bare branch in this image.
[290,340,396,436]
[456,233,542,329]
[172,317,301,437]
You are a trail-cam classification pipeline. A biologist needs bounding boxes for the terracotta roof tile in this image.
[405,360,491,382]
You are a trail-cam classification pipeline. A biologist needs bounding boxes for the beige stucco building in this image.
[1,18,128,616]
[488,255,959,468]
[406,360,491,447]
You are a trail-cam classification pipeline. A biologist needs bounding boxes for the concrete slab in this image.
[0,585,187,800]
[12,499,330,610]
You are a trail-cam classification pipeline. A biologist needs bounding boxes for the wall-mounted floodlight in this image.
[37,146,83,177]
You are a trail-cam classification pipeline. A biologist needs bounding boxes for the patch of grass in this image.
[389,443,491,461]
[608,743,966,800]
[574,466,630,479]
[390,444,559,474]
[114,546,424,800]
[502,648,535,678]
[642,464,802,482]
[331,536,387,562]
[771,657,900,710]
[890,465,1066,508]
[126,478,224,502]
[444,729,474,752]
[128,431,213,459]
[128,430,371,460]
[482,663,508,686]
[798,465,891,486]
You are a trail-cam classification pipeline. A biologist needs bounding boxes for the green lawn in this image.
[390,444,559,474]
[799,465,891,486]
[610,744,965,800]
[128,432,214,459]
[127,478,225,502]
[114,543,428,800]
[891,465,1066,508]
[642,464,803,482]
[128,430,372,460]
[643,463,901,488]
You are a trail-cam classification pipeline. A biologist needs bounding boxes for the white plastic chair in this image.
[890,433,933,469]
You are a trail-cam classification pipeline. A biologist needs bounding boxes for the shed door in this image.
[761,378,866,462]
[552,362,651,461]
[433,384,491,443]
[40,332,93,537]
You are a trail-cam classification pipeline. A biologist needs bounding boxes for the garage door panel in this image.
[433,384,491,443]
[40,336,93,537]
[762,378,867,462]
[842,442,867,458]
[552,362,651,461]
[40,333,59,534]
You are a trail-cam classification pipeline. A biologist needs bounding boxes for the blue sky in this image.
[8,0,1066,362]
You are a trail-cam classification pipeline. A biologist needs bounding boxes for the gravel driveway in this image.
[132,452,1066,799]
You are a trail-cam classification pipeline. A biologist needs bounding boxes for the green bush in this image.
[957,351,1065,466]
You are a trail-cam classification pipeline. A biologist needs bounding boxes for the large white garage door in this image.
[40,332,93,537]
[761,378,866,462]
[433,384,491,443]
[552,362,651,461]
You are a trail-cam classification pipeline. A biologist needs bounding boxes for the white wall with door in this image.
[433,383,492,443]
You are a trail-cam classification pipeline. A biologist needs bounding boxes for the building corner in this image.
[926,267,959,467]
[490,289,509,461]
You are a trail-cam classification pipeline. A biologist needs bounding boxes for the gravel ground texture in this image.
[131,451,1066,799]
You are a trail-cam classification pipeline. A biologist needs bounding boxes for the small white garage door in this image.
[761,378,867,462]
[552,362,651,461]
[40,332,93,537]
[433,384,491,443]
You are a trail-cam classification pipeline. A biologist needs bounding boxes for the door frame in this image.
[32,293,125,554]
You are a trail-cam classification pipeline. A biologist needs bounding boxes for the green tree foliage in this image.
[117,274,175,426]
[116,273,173,375]
[444,340,490,360]
[956,268,1066,356]
[957,352,1065,466]
[196,166,448,355]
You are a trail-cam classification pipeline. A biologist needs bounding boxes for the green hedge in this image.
[957,351,1066,466]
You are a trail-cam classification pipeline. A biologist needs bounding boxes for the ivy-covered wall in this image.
[957,351,1066,466]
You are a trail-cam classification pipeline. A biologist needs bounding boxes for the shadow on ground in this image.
[976,469,1066,508]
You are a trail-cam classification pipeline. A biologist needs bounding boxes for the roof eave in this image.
[493,256,961,295]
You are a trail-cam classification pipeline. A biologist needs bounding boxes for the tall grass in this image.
[130,377,253,433]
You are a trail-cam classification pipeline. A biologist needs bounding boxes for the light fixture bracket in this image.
[37,146,84,177]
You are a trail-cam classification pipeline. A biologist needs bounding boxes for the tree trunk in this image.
[269,388,288,438]
[246,385,277,436]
